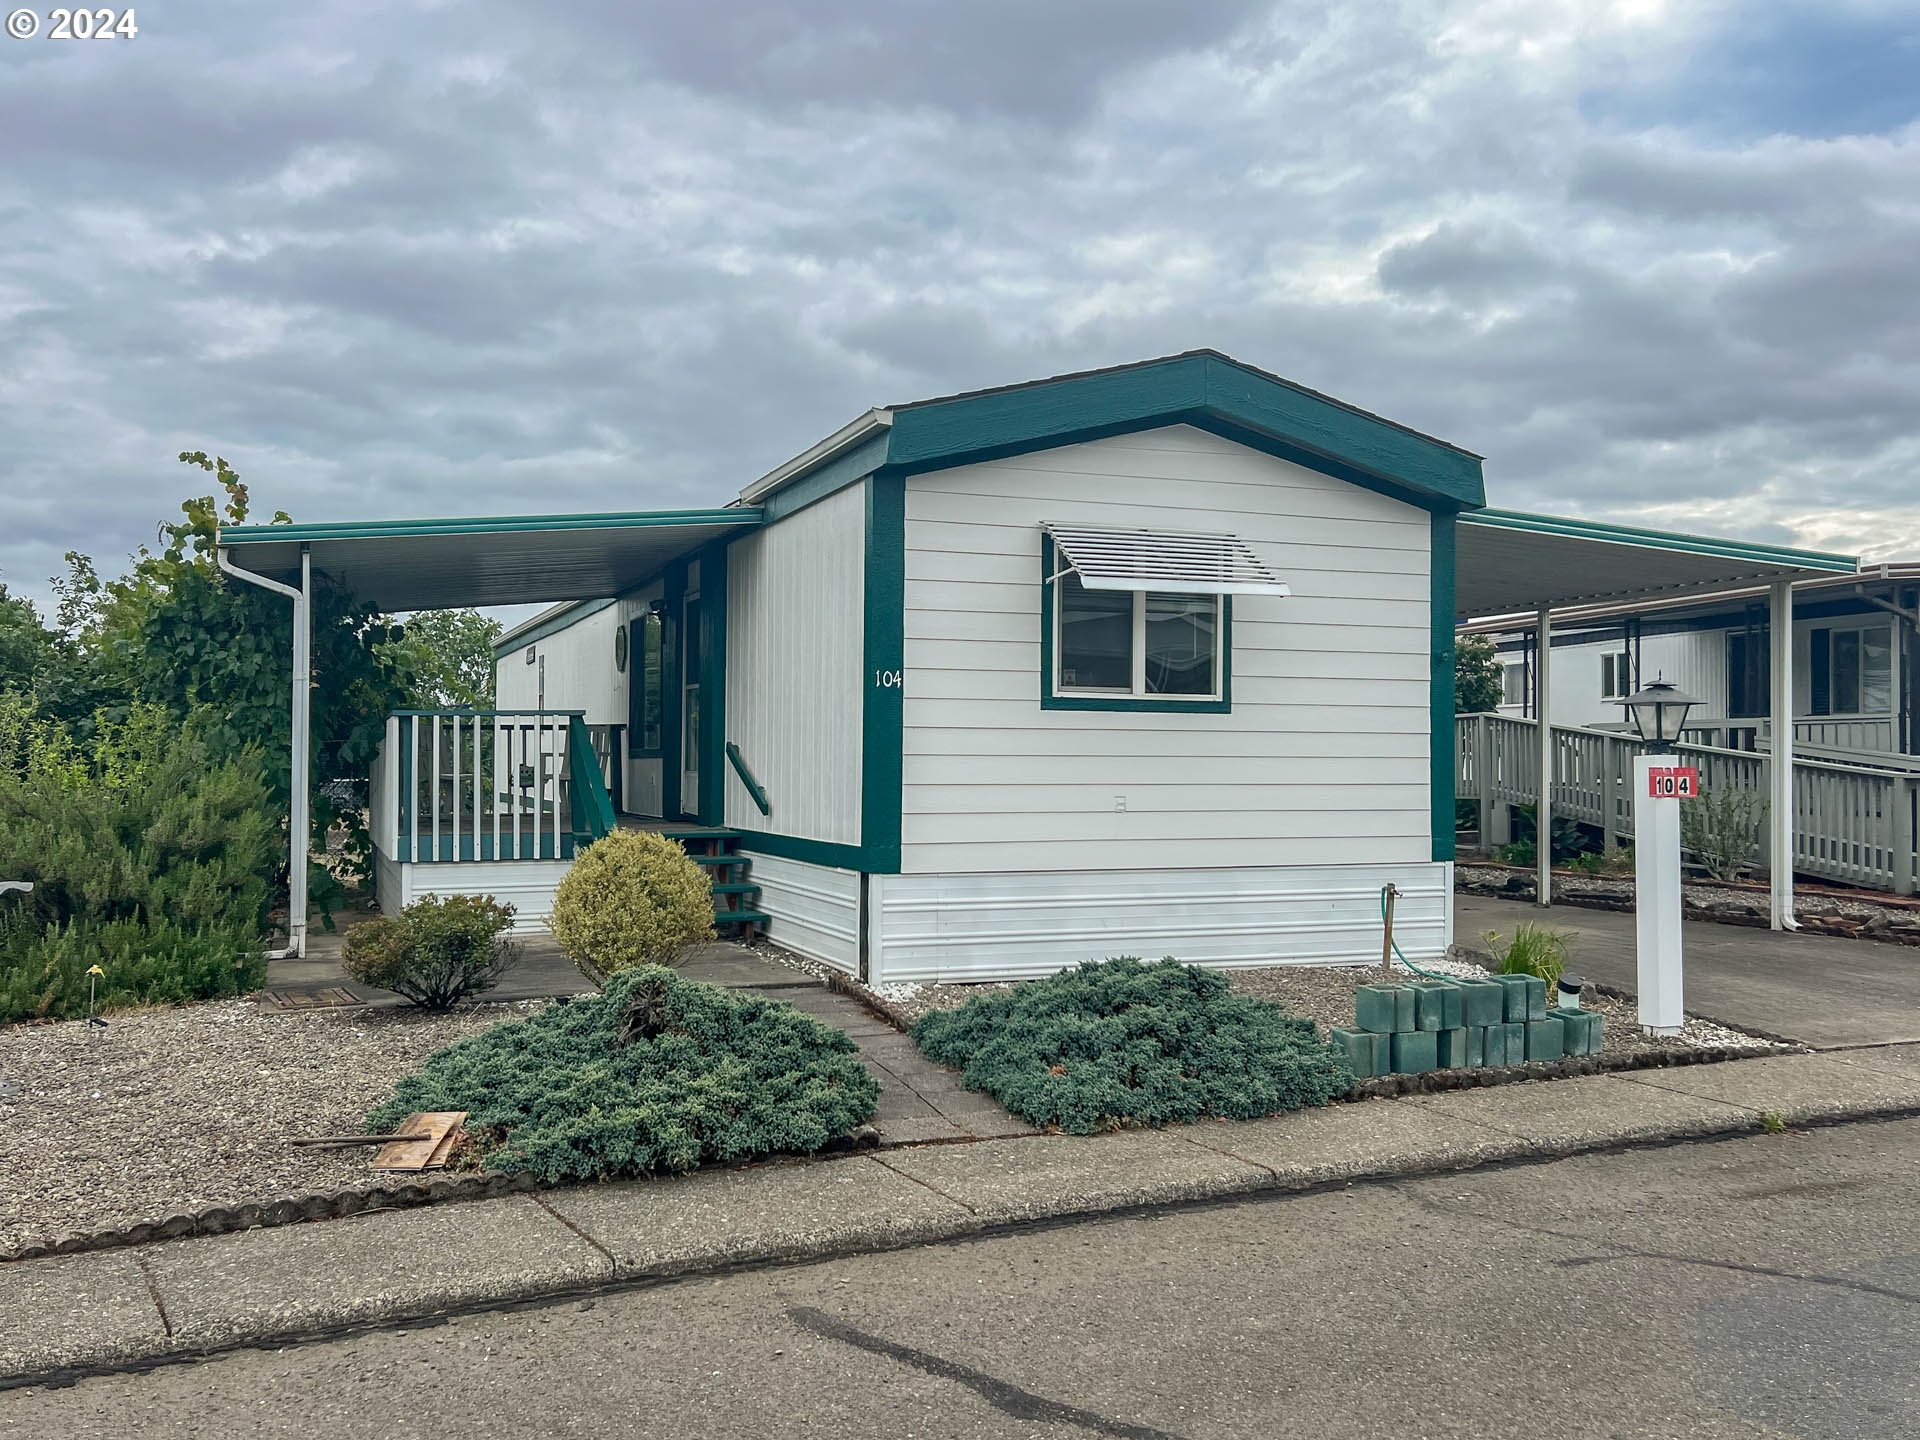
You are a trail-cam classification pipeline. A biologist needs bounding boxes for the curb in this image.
[7,1090,1919,1394]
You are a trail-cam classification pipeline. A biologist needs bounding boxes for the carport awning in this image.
[1455,510,1857,620]
[217,507,764,611]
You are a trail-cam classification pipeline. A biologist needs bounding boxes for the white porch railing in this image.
[1457,712,1920,895]
[371,710,622,864]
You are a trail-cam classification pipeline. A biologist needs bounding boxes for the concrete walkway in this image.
[6,1043,1918,1389]
[1460,894,1920,1050]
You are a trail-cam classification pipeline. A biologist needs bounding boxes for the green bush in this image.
[911,957,1355,1134]
[366,966,879,1181]
[1484,923,1569,993]
[546,830,714,973]
[341,895,519,1009]
[1682,785,1765,882]
[0,704,276,1024]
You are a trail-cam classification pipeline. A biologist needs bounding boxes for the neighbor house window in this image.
[1054,574,1223,702]
[1811,623,1891,716]
[1600,651,1632,701]
[628,609,665,757]
[1502,662,1527,708]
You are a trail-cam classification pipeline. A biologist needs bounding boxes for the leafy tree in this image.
[383,608,502,709]
[59,453,413,914]
[0,580,56,697]
[1455,634,1504,714]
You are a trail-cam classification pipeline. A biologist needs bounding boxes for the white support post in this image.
[289,548,312,959]
[1633,754,1686,1035]
[1536,607,1553,907]
[1770,580,1798,930]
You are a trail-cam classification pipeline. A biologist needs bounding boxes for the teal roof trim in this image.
[880,352,1486,511]
[221,507,762,545]
[1464,510,1857,574]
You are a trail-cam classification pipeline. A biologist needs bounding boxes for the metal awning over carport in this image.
[1453,508,1858,933]
[215,505,763,959]
[217,506,764,612]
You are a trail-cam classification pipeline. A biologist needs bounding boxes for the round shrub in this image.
[912,956,1355,1133]
[547,830,714,973]
[341,895,519,1010]
[366,966,880,1182]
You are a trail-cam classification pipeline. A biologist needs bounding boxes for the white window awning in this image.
[1043,523,1291,597]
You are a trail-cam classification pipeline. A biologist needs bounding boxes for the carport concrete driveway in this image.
[1458,894,1920,1049]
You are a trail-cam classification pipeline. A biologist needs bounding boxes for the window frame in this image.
[1599,650,1632,702]
[1813,620,1892,718]
[1039,535,1232,713]
[627,607,667,758]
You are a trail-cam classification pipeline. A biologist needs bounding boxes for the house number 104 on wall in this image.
[873,669,902,689]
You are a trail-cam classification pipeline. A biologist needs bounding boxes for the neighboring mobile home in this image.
[1473,566,1920,761]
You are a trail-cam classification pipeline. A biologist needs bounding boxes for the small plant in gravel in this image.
[911,957,1354,1134]
[1484,922,1569,994]
[546,830,714,974]
[1760,1110,1788,1135]
[366,965,879,1182]
[1682,785,1765,882]
[341,895,519,1010]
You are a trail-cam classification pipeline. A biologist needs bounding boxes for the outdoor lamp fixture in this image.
[1621,675,1699,752]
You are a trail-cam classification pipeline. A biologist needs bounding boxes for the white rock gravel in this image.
[0,998,543,1253]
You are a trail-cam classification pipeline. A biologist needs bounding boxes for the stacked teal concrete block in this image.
[1391,1030,1438,1073]
[1330,1026,1392,1077]
[1524,1014,1565,1061]
[1552,1008,1604,1056]
[1355,984,1416,1035]
[1455,978,1506,1027]
[1493,974,1547,1022]
[1349,975,1596,1076]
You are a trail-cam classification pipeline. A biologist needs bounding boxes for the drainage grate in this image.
[260,986,364,1011]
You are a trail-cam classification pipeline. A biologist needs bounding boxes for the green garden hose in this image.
[1381,885,1447,980]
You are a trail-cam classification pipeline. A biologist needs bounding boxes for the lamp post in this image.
[1620,675,1701,1036]
[1620,676,1699,752]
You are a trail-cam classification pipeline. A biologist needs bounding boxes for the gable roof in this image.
[741,350,1486,514]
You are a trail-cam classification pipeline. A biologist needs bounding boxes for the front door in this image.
[680,591,701,817]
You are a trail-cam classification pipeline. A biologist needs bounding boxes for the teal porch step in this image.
[690,852,750,867]
[713,910,769,928]
[711,881,760,896]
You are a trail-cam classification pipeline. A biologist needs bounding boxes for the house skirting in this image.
[374,849,573,934]
[864,861,1452,986]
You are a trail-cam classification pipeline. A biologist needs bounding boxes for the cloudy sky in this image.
[1,0,1916,612]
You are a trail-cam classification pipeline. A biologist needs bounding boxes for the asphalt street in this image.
[6,1116,1917,1439]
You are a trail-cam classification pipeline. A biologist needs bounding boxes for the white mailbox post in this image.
[1632,757,1696,1036]
[1620,676,1701,1038]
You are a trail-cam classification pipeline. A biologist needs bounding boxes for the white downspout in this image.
[217,545,312,959]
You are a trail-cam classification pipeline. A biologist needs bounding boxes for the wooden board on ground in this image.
[372,1111,467,1171]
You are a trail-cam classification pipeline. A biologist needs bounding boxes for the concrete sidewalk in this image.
[8,1043,1920,1391]
[1460,894,1920,1049]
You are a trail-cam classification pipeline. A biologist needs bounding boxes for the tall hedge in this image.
[0,704,277,1022]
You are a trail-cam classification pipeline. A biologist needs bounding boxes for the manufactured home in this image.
[214,351,1856,974]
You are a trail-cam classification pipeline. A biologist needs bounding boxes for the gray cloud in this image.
[2,0,1918,607]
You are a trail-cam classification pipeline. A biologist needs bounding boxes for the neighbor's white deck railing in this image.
[1457,712,1919,895]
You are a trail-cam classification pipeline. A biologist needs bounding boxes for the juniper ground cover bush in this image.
[912,957,1355,1133]
[367,965,880,1182]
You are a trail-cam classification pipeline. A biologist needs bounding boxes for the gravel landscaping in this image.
[0,998,543,1255]
[834,952,1782,1060]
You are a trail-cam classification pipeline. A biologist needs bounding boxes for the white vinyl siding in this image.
[379,857,575,935]
[724,481,865,846]
[900,425,1432,874]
